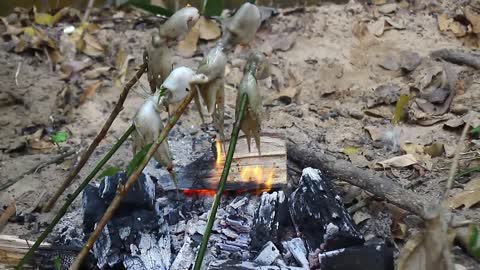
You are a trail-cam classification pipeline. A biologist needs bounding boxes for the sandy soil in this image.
[0,1,479,268]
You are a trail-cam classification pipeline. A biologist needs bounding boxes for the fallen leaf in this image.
[198,16,221,40]
[392,94,409,125]
[0,17,24,36]
[50,131,68,143]
[342,146,358,156]
[438,13,451,32]
[379,54,399,71]
[115,50,135,86]
[177,21,200,57]
[34,13,53,26]
[82,33,104,57]
[448,178,480,209]
[377,154,418,169]
[401,142,424,155]
[31,139,54,150]
[271,33,297,52]
[365,126,382,141]
[51,7,71,25]
[368,17,386,37]
[399,51,421,72]
[378,3,397,14]
[352,21,378,46]
[465,7,480,34]
[396,211,453,270]
[84,66,111,79]
[364,106,393,119]
[424,143,444,157]
[385,17,406,30]
[80,81,102,104]
[368,84,401,108]
[60,59,93,79]
[353,211,371,224]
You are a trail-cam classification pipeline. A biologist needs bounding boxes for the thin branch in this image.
[442,118,471,202]
[69,89,198,270]
[193,93,248,270]
[16,125,135,270]
[42,63,147,212]
[82,0,96,22]
[0,149,77,192]
[0,201,16,233]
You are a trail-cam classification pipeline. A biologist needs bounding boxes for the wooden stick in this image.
[431,49,480,69]
[42,63,147,212]
[0,202,16,233]
[192,93,248,270]
[69,90,197,270]
[16,126,135,270]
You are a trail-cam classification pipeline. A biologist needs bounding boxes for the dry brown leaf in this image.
[424,143,444,157]
[115,53,134,86]
[385,17,406,30]
[352,211,371,224]
[365,126,382,141]
[368,17,386,37]
[352,21,378,46]
[448,178,480,209]
[376,154,418,169]
[80,81,102,104]
[364,106,392,119]
[396,213,453,270]
[0,18,24,36]
[177,21,200,57]
[438,13,451,32]
[30,139,54,150]
[465,7,480,34]
[198,16,221,40]
[84,66,111,79]
[82,33,104,57]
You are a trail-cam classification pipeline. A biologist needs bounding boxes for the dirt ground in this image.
[0,0,480,268]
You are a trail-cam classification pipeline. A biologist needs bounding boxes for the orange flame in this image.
[240,165,275,191]
[216,140,223,165]
[182,189,216,197]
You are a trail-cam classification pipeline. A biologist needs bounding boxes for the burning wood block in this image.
[289,168,364,252]
[207,260,305,270]
[250,191,287,253]
[149,133,287,192]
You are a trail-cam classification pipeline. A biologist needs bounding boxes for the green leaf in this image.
[202,0,224,17]
[457,166,480,178]
[127,0,173,16]
[98,166,122,179]
[53,256,62,270]
[391,94,409,125]
[127,143,152,176]
[50,131,68,143]
[471,125,480,136]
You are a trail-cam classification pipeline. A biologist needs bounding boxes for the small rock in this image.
[378,3,397,14]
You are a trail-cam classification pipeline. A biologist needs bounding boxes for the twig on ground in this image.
[193,93,248,270]
[0,201,16,233]
[0,149,77,192]
[431,49,480,69]
[442,118,471,202]
[42,63,147,212]
[69,90,198,270]
[15,61,22,86]
[82,0,96,22]
[16,126,135,270]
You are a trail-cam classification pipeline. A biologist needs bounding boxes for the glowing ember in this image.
[182,189,216,197]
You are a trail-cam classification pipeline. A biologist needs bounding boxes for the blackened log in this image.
[82,184,106,234]
[98,172,156,211]
[207,260,304,270]
[289,168,364,252]
[318,244,394,270]
[250,191,287,253]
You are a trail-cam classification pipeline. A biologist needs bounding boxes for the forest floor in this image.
[0,0,479,268]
